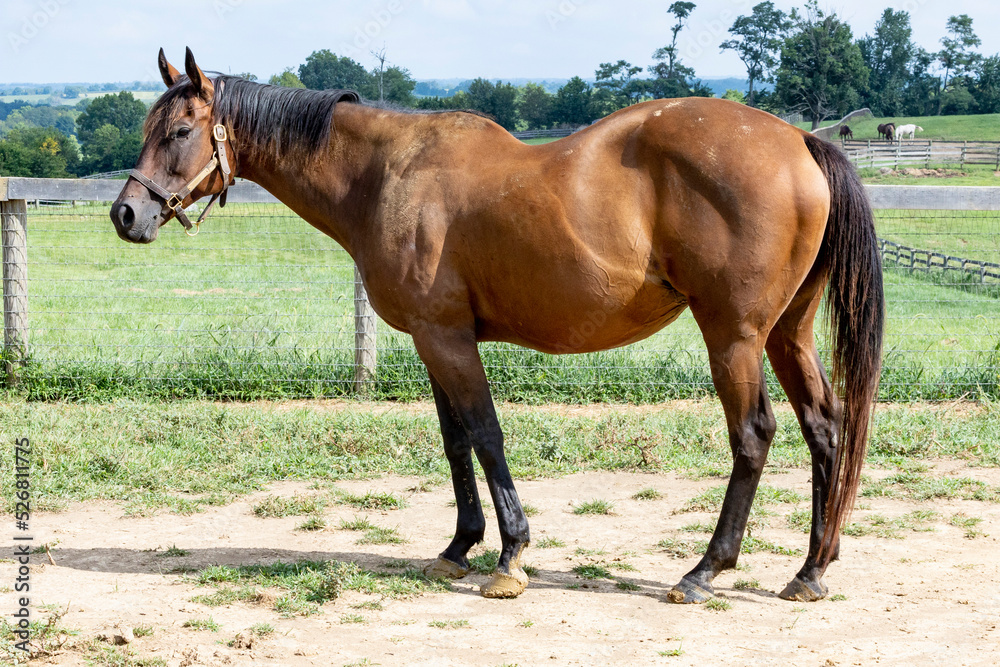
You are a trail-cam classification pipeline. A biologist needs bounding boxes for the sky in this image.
[2,0,1000,84]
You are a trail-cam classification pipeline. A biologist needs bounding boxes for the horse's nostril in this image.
[116,203,135,230]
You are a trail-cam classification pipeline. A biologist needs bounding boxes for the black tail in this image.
[803,134,885,561]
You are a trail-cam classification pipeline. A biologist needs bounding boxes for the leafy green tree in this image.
[936,15,981,115]
[858,9,914,116]
[465,79,519,130]
[973,55,1000,114]
[651,2,696,83]
[75,91,146,145]
[901,47,939,117]
[0,126,79,177]
[553,77,594,125]
[774,1,869,129]
[371,66,416,105]
[518,83,553,129]
[268,68,306,88]
[298,50,372,92]
[721,89,746,103]
[594,60,645,110]
[720,1,790,107]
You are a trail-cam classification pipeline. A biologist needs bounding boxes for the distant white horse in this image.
[896,124,923,141]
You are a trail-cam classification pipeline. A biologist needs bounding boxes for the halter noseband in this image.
[129,123,234,237]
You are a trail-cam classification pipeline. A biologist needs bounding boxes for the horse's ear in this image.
[184,46,214,100]
[158,48,181,88]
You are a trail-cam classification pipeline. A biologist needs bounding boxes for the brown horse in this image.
[111,49,884,604]
[838,125,853,140]
[877,123,895,142]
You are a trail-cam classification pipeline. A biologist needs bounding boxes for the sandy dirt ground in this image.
[6,464,1000,667]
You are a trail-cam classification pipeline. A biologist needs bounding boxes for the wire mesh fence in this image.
[4,184,1000,402]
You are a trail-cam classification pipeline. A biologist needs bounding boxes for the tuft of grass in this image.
[522,502,540,517]
[519,619,534,628]
[339,516,376,531]
[132,625,154,638]
[353,600,384,611]
[733,578,760,590]
[297,516,326,531]
[683,484,805,514]
[609,561,638,572]
[249,623,274,636]
[536,536,565,549]
[574,547,608,556]
[252,494,327,518]
[340,614,366,624]
[357,526,406,545]
[523,564,539,577]
[829,593,847,601]
[468,549,499,575]
[632,487,662,501]
[741,536,801,556]
[656,537,708,558]
[786,509,812,533]
[950,513,986,539]
[616,580,640,591]
[191,586,262,607]
[572,499,615,515]
[182,617,221,632]
[428,619,469,629]
[160,545,189,557]
[680,521,716,534]
[337,491,407,510]
[572,564,613,580]
[705,598,731,611]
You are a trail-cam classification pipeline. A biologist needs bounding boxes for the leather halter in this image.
[129,123,234,237]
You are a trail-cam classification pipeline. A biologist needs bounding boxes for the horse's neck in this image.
[235,104,389,256]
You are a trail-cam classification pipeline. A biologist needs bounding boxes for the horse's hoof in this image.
[779,576,828,602]
[423,556,469,580]
[666,578,714,604]
[480,567,529,599]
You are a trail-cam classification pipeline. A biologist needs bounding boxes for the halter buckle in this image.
[213,124,228,142]
[166,194,183,210]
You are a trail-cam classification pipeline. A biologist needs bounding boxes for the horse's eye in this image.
[176,127,191,138]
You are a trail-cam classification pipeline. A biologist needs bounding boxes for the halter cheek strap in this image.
[129,123,234,237]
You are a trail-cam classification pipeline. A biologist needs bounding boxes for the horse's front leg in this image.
[422,374,486,579]
[412,323,531,598]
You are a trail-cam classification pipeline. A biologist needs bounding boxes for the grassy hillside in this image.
[804,113,1000,142]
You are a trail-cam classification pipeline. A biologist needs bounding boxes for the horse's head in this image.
[110,48,234,243]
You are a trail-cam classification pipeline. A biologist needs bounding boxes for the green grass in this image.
[632,487,662,500]
[950,513,986,538]
[571,564,613,580]
[356,526,406,545]
[339,516,376,531]
[705,598,731,611]
[812,113,1000,142]
[428,619,469,629]
[616,580,641,591]
[337,491,407,510]
[252,494,328,517]
[468,549,499,575]
[536,536,565,549]
[297,516,326,531]
[160,545,189,557]
[733,578,760,590]
[182,617,220,631]
[572,499,615,515]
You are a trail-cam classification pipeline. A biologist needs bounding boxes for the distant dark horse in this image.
[839,125,854,141]
[877,123,895,142]
[111,49,884,604]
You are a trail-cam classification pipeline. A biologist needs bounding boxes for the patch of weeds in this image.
[519,619,534,628]
[160,545,189,557]
[132,625,154,638]
[656,537,708,559]
[705,598,731,611]
[382,559,411,569]
[632,487,662,501]
[680,521,716,534]
[829,593,847,601]
[733,578,760,590]
[428,619,469,629]
[522,503,540,517]
[523,564,539,577]
[572,564,613,580]
[682,484,803,514]
[536,536,565,549]
[84,645,167,666]
[616,580,640,591]
[252,494,328,518]
[340,516,376,531]
[572,499,615,515]
[343,660,374,667]
[338,491,407,510]
[340,614,366,624]
[565,583,581,590]
[297,516,326,531]
[357,526,406,545]
[182,617,220,631]
[741,536,801,556]
[0,605,77,662]
[862,473,999,503]
[843,510,939,539]
[409,478,441,493]
[469,549,499,575]
[574,547,608,557]
[659,644,685,657]
[191,586,261,607]
[249,623,274,636]
[950,513,986,539]
[609,562,638,572]
[786,509,811,533]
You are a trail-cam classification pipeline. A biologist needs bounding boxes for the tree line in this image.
[2,1,999,177]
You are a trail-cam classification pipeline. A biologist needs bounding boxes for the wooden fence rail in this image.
[843,140,1000,170]
[1,177,999,388]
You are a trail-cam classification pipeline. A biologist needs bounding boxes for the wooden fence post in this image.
[1,199,28,383]
[353,265,377,394]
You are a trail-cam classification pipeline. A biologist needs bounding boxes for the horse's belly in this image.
[477,288,689,355]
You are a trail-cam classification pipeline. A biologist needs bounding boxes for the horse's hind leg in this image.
[765,279,843,601]
[422,374,487,579]
[668,334,777,604]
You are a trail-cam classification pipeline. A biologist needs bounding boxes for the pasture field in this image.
[11,201,1000,403]
[802,113,1000,142]
[859,165,1000,187]
[1,399,998,666]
